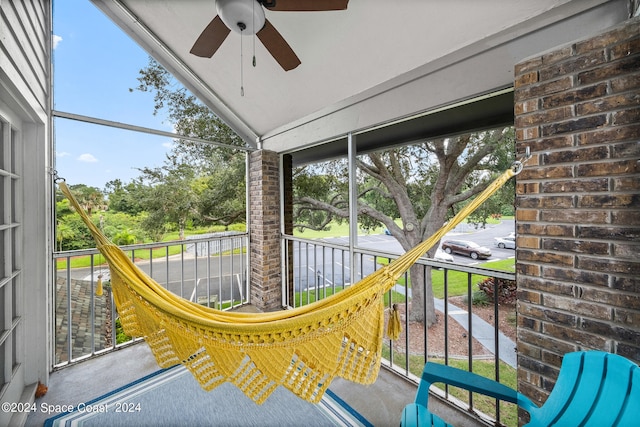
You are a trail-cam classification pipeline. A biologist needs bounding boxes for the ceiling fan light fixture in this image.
[216,0,266,35]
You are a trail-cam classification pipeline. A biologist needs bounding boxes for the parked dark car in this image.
[441,239,492,259]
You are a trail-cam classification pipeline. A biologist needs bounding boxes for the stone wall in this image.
[514,16,640,409]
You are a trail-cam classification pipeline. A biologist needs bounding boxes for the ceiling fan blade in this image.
[256,19,301,71]
[263,0,349,12]
[190,15,231,58]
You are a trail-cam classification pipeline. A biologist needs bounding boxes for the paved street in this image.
[326,219,515,265]
[59,220,515,296]
[294,219,515,291]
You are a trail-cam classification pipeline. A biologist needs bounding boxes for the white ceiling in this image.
[91,0,628,161]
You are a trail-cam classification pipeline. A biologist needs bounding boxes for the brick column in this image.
[514,16,640,413]
[249,150,283,311]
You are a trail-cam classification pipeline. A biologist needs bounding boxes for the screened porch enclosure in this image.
[1,1,638,426]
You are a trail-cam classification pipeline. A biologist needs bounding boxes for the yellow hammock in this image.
[58,165,517,405]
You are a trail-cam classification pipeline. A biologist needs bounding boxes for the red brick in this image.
[516,106,574,128]
[541,115,607,137]
[578,194,640,208]
[577,225,640,241]
[515,99,539,115]
[542,83,607,109]
[577,159,639,177]
[544,294,611,319]
[609,36,640,60]
[541,178,608,193]
[517,249,574,266]
[515,56,544,76]
[540,45,575,68]
[529,76,574,98]
[582,286,640,310]
[540,209,608,224]
[580,318,640,344]
[517,262,541,276]
[578,56,640,85]
[515,71,539,88]
[577,256,640,275]
[521,136,574,154]
[613,242,640,259]
[516,182,540,195]
[518,236,540,249]
[515,209,538,221]
[610,74,640,93]
[517,341,542,359]
[542,322,608,349]
[542,146,609,164]
[612,107,640,126]
[577,93,640,116]
[614,308,640,326]
[577,124,640,145]
[618,344,640,362]
[613,176,640,191]
[575,22,640,54]
[612,211,640,226]
[516,288,542,304]
[517,223,575,237]
[542,238,609,255]
[516,126,540,141]
[519,165,573,180]
[541,267,609,287]
[539,50,607,82]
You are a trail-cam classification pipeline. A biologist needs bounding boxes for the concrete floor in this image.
[25,342,418,427]
[26,301,490,426]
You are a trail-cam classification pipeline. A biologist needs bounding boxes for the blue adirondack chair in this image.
[401,351,640,426]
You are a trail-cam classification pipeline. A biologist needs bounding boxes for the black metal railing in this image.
[52,233,248,367]
[282,234,518,425]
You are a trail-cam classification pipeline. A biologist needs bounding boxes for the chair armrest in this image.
[421,363,520,404]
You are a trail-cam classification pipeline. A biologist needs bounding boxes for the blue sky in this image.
[53,1,176,189]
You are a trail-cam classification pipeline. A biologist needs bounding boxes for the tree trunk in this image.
[407,264,437,327]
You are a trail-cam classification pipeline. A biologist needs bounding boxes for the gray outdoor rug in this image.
[44,365,372,427]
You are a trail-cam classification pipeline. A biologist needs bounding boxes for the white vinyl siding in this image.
[0,1,51,425]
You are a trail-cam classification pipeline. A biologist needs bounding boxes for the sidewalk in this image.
[393,285,517,368]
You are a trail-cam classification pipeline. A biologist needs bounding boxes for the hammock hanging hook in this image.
[511,161,524,175]
[49,168,66,183]
[512,146,531,175]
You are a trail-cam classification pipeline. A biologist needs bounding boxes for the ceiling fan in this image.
[190,0,349,71]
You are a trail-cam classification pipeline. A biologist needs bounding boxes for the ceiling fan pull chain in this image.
[239,23,245,96]
[252,0,257,67]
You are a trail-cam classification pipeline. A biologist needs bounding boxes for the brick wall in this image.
[514,16,640,408]
[249,150,283,311]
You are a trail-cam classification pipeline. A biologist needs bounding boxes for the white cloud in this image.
[56,151,71,157]
[77,153,98,163]
[162,141,173,149]
[52,35,63,49]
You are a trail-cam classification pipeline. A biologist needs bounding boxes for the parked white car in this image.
[494,234,516,249]
[434,248,454,262]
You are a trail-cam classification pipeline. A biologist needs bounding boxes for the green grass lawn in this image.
[382,346,518,426]
[293,217,512,238]
[56,244,184,269]
[432,258,515,298]
[293,222,387,238]
[294,255,515,309]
